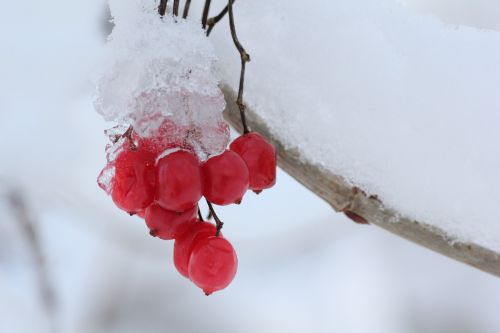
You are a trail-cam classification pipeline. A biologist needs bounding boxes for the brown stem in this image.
[197,207,204,221]
[158,0,168,16]
[206,0,236,36]
[206,200,224,236]
[227,0,250,134]
[173,0,180,16]
[182,0,191,19]
[201,0,212,29]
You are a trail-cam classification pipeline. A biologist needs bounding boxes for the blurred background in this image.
[1,1,500,332]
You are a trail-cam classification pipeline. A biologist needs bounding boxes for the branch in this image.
[7,190,58,327]
[221,85,500,278]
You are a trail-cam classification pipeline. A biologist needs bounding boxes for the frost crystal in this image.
[94,0,228,160]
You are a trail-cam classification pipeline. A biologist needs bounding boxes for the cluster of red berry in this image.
[98,120,276,294]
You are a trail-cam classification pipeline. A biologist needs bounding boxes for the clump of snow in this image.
[94,0,228,160]
[209,0,500,250]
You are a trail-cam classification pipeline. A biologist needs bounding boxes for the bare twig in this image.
[206,1,236,36]
[158,0,168,16]
[227,0,250,134]
[206,200,224,236]
[7,190,58,328]
[221,85,500,278]
[201,0,212,29]
[182,0,191,19]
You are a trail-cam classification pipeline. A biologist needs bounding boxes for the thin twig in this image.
[173,0,180,16]
[158,0,168,16]
[206,1,236,36]
[197,207,204,221]
[201,0,212,29]
[182,0,191,19]
[7,190,57,329]
[227,0,250,134]
[206,200,223,236]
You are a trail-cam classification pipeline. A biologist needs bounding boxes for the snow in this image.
[95,0,228,160]
[206,0,500,251]
[400,0,500,31]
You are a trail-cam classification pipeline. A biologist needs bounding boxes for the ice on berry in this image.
[97,163,115,195]
[104,124,131,143]
[104,138,126,163]
[94,0,228,160]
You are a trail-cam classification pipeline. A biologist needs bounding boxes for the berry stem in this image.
[206,1,236,36]
[158,0,168,16]
[173,0,180,16]
[201,0,212,29]
[227,0,250,134]
[198,207,204,221]
[206,200,224,236]
[182,0,191,19]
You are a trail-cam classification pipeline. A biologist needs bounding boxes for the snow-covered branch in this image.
[222,85,500,278]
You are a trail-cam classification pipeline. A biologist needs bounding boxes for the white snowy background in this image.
[1,1,500,333]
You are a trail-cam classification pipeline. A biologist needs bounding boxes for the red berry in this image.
[135,209,146,218]
[188,236,238,295]
[111,145,156,214]
[173,221,217,278]
[201,150,249,205]
[145,204,197,240]
[156,150,202,212]
[230,132,276,192]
